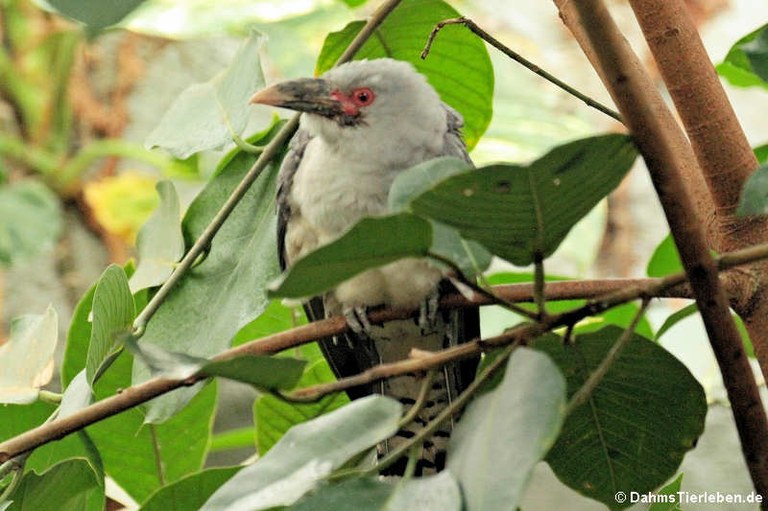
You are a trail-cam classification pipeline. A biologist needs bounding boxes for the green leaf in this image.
[0,180,61,267]
[146,30,266,158]
[134,121,284,423]
[140,467,241,511]
[47,0,146,31]
[649,474,684,511]
[291,472,461,510]
[447,348,566,511]
[717,24,768,89]
[255,359,349,455]
[737,164,768,216]
[389,156,492,275]
[61,277,216,502]
[210,427,257,452]
[315,0,493,150]
[656,303,698,341]
[742,25,768,83]
[533,327,706,511]
[129,181,184,293]
[202,396,402,511]
[647,234,683,277]
[86,265,135,385]
[231,299,306,346]
[5,458,103,511]
[202,356,306,390]
[755,143,768,164]
[59,370,93,419]
[269,213,432,299]
[411,134,637,266]
[0,305,58,404]
[338,0,368,6]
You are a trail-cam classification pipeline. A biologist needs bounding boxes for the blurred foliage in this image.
[82,172,159,244]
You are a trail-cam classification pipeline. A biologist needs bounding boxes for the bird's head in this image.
[250,58,445,143]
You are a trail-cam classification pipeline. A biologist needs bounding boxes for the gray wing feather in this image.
[441,103,473,166]
[276,127,311,270]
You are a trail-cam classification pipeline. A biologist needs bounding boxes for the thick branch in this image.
[627,0,768,384]
[556,0,768,501]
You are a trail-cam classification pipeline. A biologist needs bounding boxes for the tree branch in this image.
[627,0,768,388]
[555,0,768,500]
[2,240,768,464]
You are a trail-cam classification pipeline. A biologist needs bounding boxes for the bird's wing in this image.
[441,103,473,165]
[276,127,310,271]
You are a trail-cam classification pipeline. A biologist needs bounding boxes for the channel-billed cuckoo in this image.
[250,58,479,475]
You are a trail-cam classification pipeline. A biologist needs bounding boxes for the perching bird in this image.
[250,58,479,475]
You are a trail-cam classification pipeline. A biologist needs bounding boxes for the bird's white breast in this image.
[288,131,443,308]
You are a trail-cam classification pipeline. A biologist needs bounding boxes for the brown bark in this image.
[627,0,768,381]
[554,0,768,501]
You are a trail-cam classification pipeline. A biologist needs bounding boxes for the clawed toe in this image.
[344,306,373,339]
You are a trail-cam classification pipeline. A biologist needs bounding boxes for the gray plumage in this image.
[251,58,479,475]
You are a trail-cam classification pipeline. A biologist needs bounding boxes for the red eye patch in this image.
[330,88,375,115]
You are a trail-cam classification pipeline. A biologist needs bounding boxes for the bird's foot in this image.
[344,306,373,340]
[418,290,441,335]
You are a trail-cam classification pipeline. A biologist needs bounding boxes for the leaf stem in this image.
[398,369,436,428]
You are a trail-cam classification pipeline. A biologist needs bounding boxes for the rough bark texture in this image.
[627,0,768,382]
[554,0,768,502]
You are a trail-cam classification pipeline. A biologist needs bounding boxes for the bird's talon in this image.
[344,306,373,339]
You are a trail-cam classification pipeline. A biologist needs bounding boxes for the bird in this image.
[250,58,479,476]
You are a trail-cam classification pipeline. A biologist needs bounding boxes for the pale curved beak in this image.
[249,78,343,118]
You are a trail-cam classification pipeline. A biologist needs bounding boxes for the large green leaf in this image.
[201,396,402,511]
[533,327,706,510]
[447,348,566,511]
[255,359,349,455]
[290,472,461,510]
[717,23,768,89]
[47,0,146,31]
[129,181,184,293]
[389,157,492,275]
[5,458,103,511]
[315,0,493,150]
[269,213,432,299]
[146,30,266,158]
[411,134,637,266]
[61,278,217,503]
[140,466,241,511]
[0,305,58,404]
[0,181,61,267]
[737,164,768,216]
[133,122,283,423]
[86,265,135,385]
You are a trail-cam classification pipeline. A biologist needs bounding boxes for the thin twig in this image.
[565,298,650,415]
[421,17,623,123]
[533,252,548,319]
[398,369,437,428]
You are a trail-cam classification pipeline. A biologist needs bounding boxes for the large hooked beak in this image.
[249,78,343,118]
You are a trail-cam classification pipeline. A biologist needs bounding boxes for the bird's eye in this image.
[351,87,375,106]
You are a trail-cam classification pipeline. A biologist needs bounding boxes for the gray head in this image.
[250,58,447,145]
